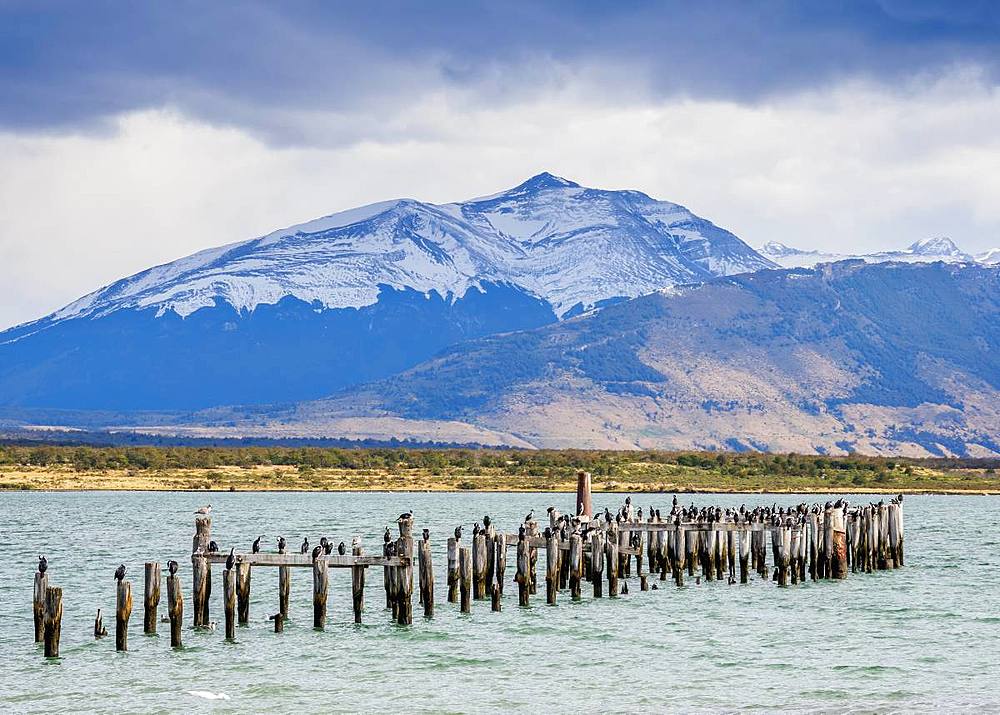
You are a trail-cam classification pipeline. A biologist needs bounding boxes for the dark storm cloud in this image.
[2,0,999,142]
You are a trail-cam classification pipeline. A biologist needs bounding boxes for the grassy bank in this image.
[0,445,997,492]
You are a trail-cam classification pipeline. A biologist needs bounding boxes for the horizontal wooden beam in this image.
[199,553,407,568]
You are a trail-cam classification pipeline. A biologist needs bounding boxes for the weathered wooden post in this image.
[418,536,434,619]
[738,526,750,584]
[271,613,284,633]
[236,561,251,625]
[192,515,211,627]
[43,586,62,658]
[472,531,487,600]
[116,579,132,652]
[591,531,604,598]
[831,507,848,579]
[727,529,738,584]
[223,566,237,641]
[576,470,592,518]
[278,541,290,620]
[545,531,559,605]
[606,528,619,597]
[167,572,183,648]
[494,532,507,596]
[143,562,161,634]
[313,558,328,629]
[94,608,107,638]
[516,536,530,607]
[459,546,472,614]
[396,537,413,626]
[491,584,502,612]
[447,536,459,603]
[527,521,539,595]
[789,525,800,585]
[569,533,583,600]
[352,542,365,624]
[33,569,48,643]
[674,523,686,587]
[686,525,698,577]
[618,526,629,580]
[808,511,819,580]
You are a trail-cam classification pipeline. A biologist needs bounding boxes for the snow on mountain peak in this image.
[907,236,967,257]
[29,174,774,328]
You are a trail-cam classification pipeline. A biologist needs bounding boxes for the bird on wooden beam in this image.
[226,548,235,571]
[383,527,392,543]
[167,560,178,576]
[311,545,323,562]
[37,555,48,574]
[337,542,346,555]
[252,536,264,554]
[114,564,126,582]
[300,537,309,555]
[454,525,463,541]
[422,528,430,541]
[208,540,219,553]
[277,536,287,552]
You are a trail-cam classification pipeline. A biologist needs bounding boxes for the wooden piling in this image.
[494,532,507,596]
[491,583,502,612]
[192,515,211,627]
[606,529,619,598]
[313,558,328,629]
[236,561,251,625]
[271,613,284,633]
[94,608,107,639]
[591,531,604,598]
[143,562,161,634]
[831,508,848,579]
[166,573,183,648]
[576,470,592,517]
[447,537,459,604]
[569,533,583,600]
[473,532,487,600]
[484,523,496,598]
[192,553,207,628]
[396,537,413,626]
[43,586,62,658]
[545,532,559,605]
[223,567,236,640]
[278,542,290,620]
[116,580,132,652]
[418,537,434,619]
[459,546,472,614]
[352,543,365,624]
[33,571,47,643]
[516,538,530,607]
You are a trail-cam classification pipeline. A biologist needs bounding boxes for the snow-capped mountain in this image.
[0,173,773,411]
[978,248,1000,265]
[758,237,978,269]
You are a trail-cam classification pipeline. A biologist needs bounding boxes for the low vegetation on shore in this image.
[0,445,996,493]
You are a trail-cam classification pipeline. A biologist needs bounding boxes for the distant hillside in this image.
[758,236,986,268]
[0,173,771,411]
[197,261,1000,457]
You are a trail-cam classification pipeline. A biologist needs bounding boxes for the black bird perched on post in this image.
[300,537,309,554]
[226,548,235,571]
[518,525,526,541]
[277,536,286,552]
[337,541,346,555]
[37,555,48,574]
[323,540,333,555]
[483,515,491,528]
[383,527,392,543]
[524,510,534,523]
[543,526,552,539]
[473,522,480,537]
[422,528,430,541]
[672,495,678,508]
[167,559,178,576]
[252,535,263,554]
[604,508,613,523]
[114,564,126,581]
[208,540,219,553]
[454,525,463,540]
[398,511,413,521]
[312,545,323,562]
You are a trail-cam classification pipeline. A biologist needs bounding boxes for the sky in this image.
[2,1,1000,329]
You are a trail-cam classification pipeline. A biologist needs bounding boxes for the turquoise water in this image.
[1,491,997,713]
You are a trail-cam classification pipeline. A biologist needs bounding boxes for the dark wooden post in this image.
[94,608,107,639]
[352,542,365,624]
[418,537,434,619]
[313,558,328,629]
[459,546,472,614]
[569,533,583,600]
[516,537,530,607]
[236,561,251,625]
[576,470,592,517]
[831,508,848,579]
[494,532,507,597]
[192,515,211,627]
[545,532,559,605]
[590,531,604,598]
[606,528,619,597]
[223,566,237,641]
[43,586,62,658]
[484,522,496,598]
[447,536,459,603]
[33,570,48,643]
[396,536,413,626]
[116,579,132,652]
[278,542,290,620]
[167,572,183,648]
[143,562,161,634]
[473,531,486,600]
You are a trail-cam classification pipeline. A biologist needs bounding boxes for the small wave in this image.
[186,690,231,701]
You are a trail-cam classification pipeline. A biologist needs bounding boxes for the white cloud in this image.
[1,68,999,329]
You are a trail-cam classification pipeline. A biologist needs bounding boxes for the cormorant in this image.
[524,510,534,523]
[337,541,346,555]
[37,555,47,574]
[226,548,235,571]
[167,559,178,576]
[398,511,413,521]
[311,545,323,561]
[114,564,126,581]
[252,535,263,554]
[277,536,286,552]
[422,528,430,541]
[473,522,481,536]
[208,540,219,553]
[383,527,392,543]
[300,537,309,554]
[454,525,463,540]
[483,515,492,528]
[323,540,333,555]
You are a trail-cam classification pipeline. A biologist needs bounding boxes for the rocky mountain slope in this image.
[199,261,1000,457]
[0,173,772,411]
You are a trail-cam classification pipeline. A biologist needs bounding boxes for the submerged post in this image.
[167,572,183,649]
[116,579,132,652]
[43,586,63,658]
[143,562,161,635]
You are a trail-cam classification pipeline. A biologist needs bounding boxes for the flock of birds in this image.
[35,496,905,585]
